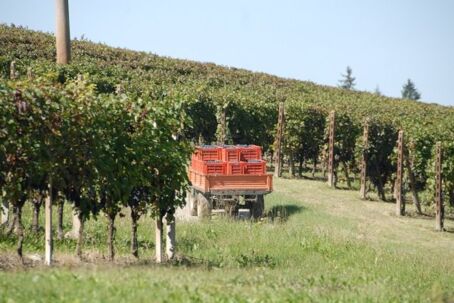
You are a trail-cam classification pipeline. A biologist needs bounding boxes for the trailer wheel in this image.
[251,194,264,219]
[197,193,211,219]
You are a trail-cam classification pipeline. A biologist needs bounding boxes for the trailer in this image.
[184,145,273,219]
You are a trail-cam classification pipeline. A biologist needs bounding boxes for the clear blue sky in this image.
[1,0,453,106]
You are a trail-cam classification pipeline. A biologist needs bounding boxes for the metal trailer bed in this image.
[187,169,273,218]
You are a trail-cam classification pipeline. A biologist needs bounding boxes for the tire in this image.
[197,193,211,219]
[250,195,264,219]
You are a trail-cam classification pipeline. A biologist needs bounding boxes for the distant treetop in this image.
[339,66,356,90]
[401,79,421,100]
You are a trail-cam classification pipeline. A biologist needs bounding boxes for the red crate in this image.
[239,145,262,161]
[192,159,226,175]
[226,161,245,175]
[194,145,222,161]
[244,160,266,175]
[221,146,240,162]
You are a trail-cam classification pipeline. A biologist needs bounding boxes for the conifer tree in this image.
[401,79,421,100]
[339,66,356,90]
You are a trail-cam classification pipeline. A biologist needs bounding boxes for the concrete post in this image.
[45,180,53,266]
[155,216,163,263]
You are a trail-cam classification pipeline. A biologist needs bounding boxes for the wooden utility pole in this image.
[45,180,53,265]
[327,111,336,188]
[360,119,369,199]
[274,102,285,177]
[435,142,444,231]
[56,0,71,64]
[395,130,404,216]
[155,216,163,263]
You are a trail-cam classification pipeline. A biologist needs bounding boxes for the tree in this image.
[339,66,356,90]
[401,79,421,100]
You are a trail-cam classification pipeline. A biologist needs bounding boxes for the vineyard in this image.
[1,23,454,262]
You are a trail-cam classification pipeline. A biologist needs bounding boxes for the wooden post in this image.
[435,142,444,231]
[1,199,8,225]
[219,107,226,145]
[55,0,71,64]
[395,130,404,216]
[45,180,53,266]
[274,102,285,177]
[155,216,163,263]
[165,220,176,260]
[115,83,124,95]
[327,111,336,188]
[360,119,369,199]
[27,67,33,80]
[69,210,81,239]
[10,61,16,80]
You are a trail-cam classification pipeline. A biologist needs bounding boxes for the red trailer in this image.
[187,145,273,219]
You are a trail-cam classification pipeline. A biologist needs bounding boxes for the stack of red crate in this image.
[191,145,266,175]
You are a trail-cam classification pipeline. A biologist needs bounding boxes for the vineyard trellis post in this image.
[68,211,82,239]
[45,180,53,265]
[10,61,16,80]
[218,107,227,145]
[435,142,444,231]
[395,130,405,216]
[166,220,176,260]
[27,67,33,80]
[155,216,163,263]
[360,118,369,199]
[1,200,8,226]
[327,111,336,188]
[274,102,285,177]
[56,0,71,64]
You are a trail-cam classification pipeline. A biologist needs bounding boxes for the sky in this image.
[0,0,453,106]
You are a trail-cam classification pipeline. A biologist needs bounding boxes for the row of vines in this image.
[0,74,191,261]
[1,25,454,261]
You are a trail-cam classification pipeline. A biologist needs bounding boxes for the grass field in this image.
[1,177,454,302]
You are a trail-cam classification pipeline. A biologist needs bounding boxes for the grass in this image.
[1,177,454,302]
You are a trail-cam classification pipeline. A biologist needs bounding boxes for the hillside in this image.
[0,24,452,118]
[1,24,454,302]
[1,24,453,205]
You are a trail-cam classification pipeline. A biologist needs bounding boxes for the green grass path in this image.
[1,178,454,302]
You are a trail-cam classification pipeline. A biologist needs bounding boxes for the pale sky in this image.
[1,0,453,105]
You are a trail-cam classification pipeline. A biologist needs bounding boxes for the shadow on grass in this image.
[265,204,304,223]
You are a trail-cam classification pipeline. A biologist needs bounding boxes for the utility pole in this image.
[56,0,71,64]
